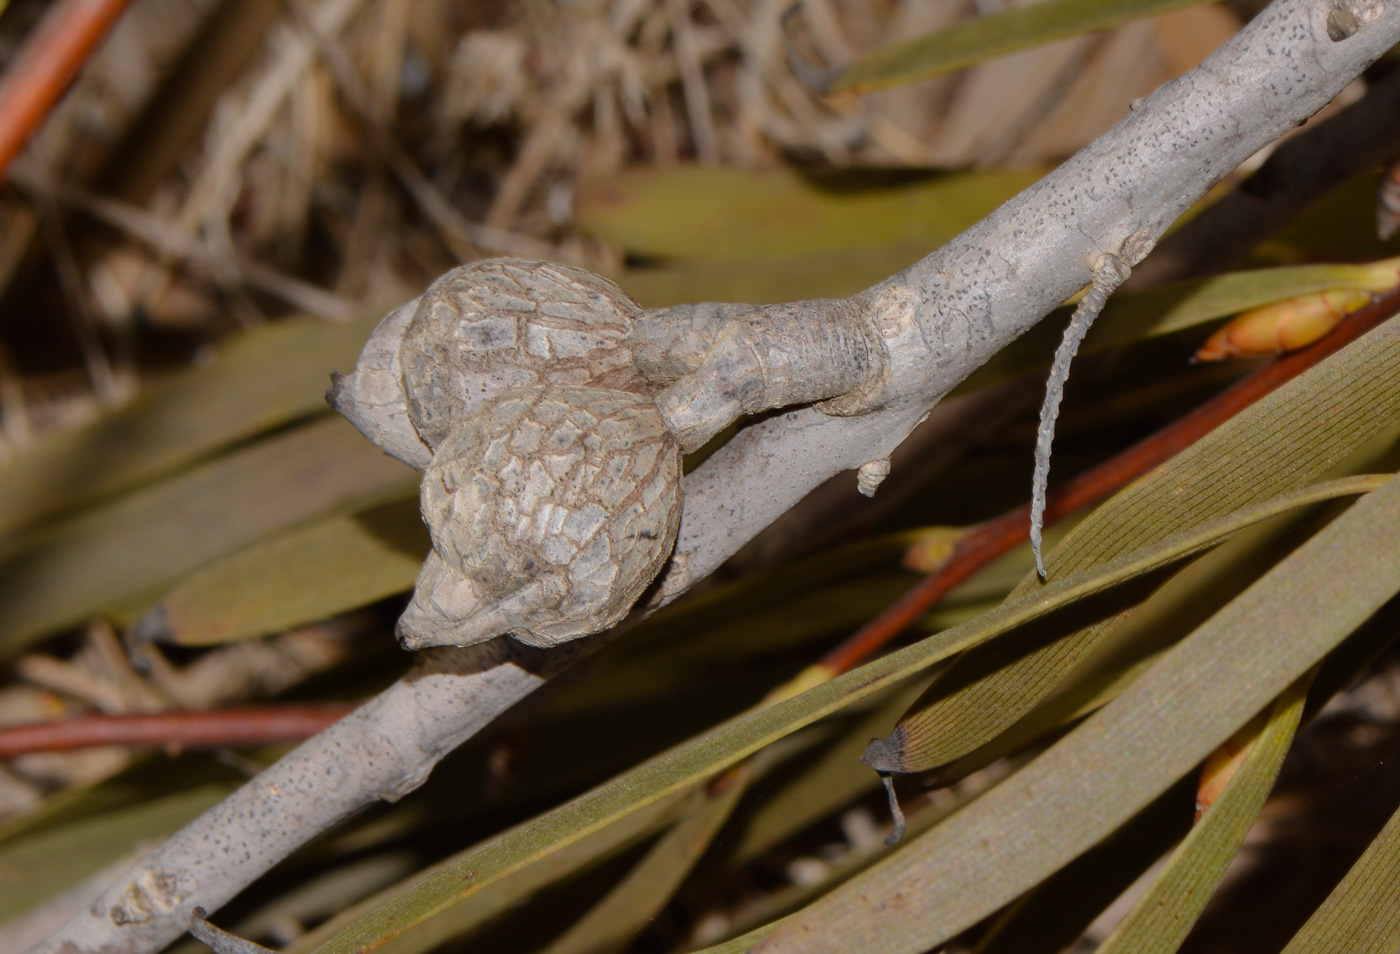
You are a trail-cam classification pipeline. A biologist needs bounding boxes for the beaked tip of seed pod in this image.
[325,371,350,412]
[860,730,908,774]
[328,366,434,469]
[326,368,374,430]
[393,553,515,648]
[396,599,514,650]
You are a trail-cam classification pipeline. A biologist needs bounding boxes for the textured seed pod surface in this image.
[332,257,892,649]
[326,296,433,468]
[400,258,650,449]
[404,385,683,648]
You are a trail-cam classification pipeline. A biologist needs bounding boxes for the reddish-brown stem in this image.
[820,288,1400,677]
[0,703,355,758]
[0,0,134,180]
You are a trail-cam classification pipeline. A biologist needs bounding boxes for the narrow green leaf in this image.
[579,166,1040,265]
[756,473,1400,954]
[616,244,933,308]
[695,756,1028,953]
[632,573,918,660]
[930,648,1162,787]
[230,854,421,950]
[303,474,1383,954]
[1093,675,1308,954]
[1258,172,1400,266]
[823,0,1220,95]
[156,514,917,656]
[554,531,967,716]
[690,921,786,954]
[0,783,236,921]
[539,777,747,954]
[969,778,1196,954]
[124,264,1400,649]
[967,258,1400,388]
[969,581,1400,954]
[877,315,1400,774]
[286,792,691,954]
[153,497,426,645]
[0,313,379,541]
[725,682,930,867]
[1280,798,1400,953]
[0,416,417,656]
[933,442,1397,784]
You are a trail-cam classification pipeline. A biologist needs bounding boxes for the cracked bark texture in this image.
[29,1,1400,951]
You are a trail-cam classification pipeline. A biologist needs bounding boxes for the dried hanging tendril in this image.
[1030,253,1132,578]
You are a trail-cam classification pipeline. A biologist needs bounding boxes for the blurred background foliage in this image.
[0,0,1399,952]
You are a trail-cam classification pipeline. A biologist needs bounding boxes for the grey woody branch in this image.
[1131,59,1400,288]
[29,1,1400,952]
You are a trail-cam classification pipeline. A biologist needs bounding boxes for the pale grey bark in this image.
[730,379,1042,570]
[30,1,1400,951]
[28,643,565,954]
[1130,60,1400,288]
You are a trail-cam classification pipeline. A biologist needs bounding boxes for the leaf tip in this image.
[860,729,908,773]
